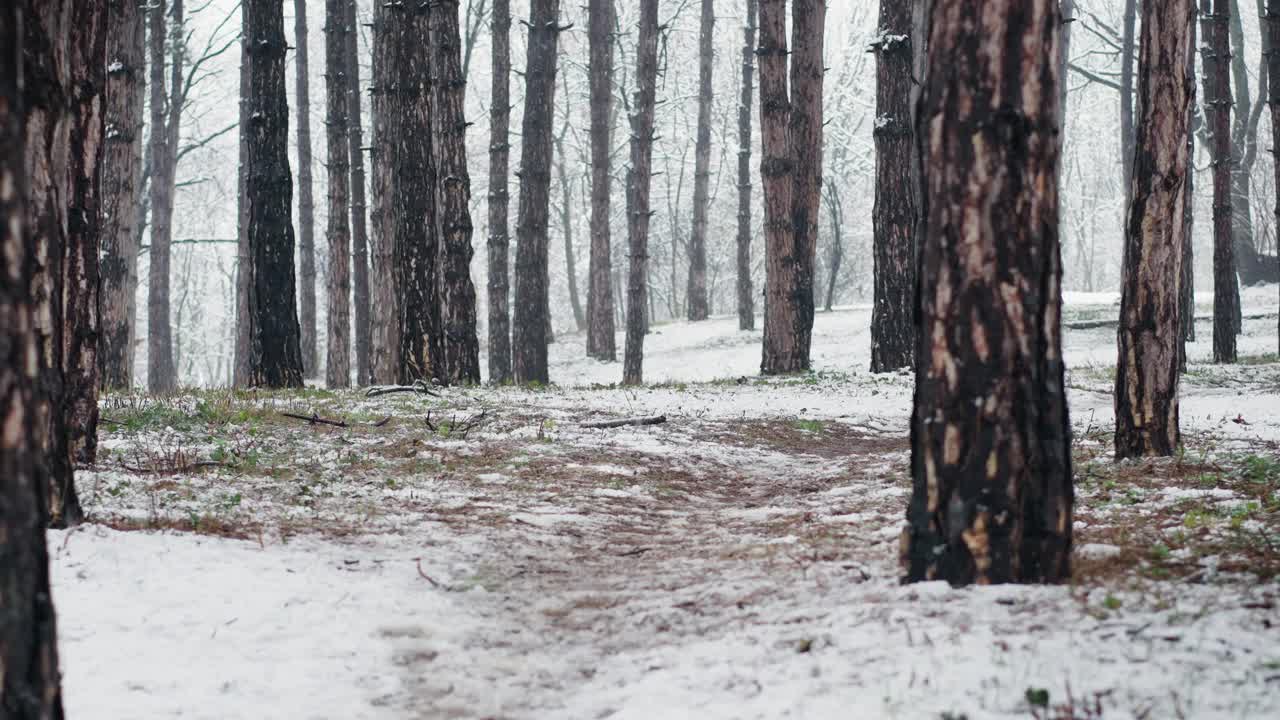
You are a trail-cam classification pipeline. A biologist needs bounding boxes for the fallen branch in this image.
[581,415,667,429]
[415,558,441,587]
[280,412,348,428]
[365,381,440,398]
[119,460,228,474]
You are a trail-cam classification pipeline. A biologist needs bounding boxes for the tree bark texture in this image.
[324,0,352,389]
[512,0,563,386]
[736,0,758,331]
[903,0,1073,586]
[101,0,145,391]
[686,0,715,322]
[1202,0,1239,363]
[586,0,618,359]
[294,0,318,379]
[1270,0,1280,353]
[431,0,482,385]
[345,0,371,386]
[787,0,825,368]
[623,0,660,386]
[147,0,180,393]
[870,0,917,374]
[487,0,513,382]
[758,0,795,373]
[369,0,401,384]
[65,0,106,466]
[1121,0,1137,206]
[25,0,84,529]
[243,0,305,388]
[1115,0,1193,460]
[1,6,67,710]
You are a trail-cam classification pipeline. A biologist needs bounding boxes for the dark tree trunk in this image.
[903,0,1073,586]
[487,0,513,382]
[870,0,916,373]
[243,0,305,388]
[388,3,440,385]
[1270,0,1280,353]
[1115,0,1193,459]
[294,0,318,379]
[369,0,401,384]
[26,0,84,529]
[1182,6,1199,366]
[234,23,251,388]
[623,0,659,386]
[758,0,795,373]
[1,7,67,710]
[686,0,714,322]
[66,0,106,466]
[147,0,181,393]
[346,0,371,386]
[788,0,825,366]
[586,0,618,360]
[736,0,758,331]
[512,0,563,385]
[1227,0,1279,290]
[555,133,586,333]
[325,0,351,389]
[1202,0,1239,363]
[101,0,145,391]
[431,0,482,385]
[1121,0,1137,205]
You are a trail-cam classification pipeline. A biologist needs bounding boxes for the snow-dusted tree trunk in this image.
[101,0,145,391]
[346,0,371,385]
[586,0,618,360]
[1202,0,1239,363]
[758,0,796,373]
[294,0,318,379]
[903,0,1072,585]
[736,0,758,331]
[324,0,352,389]
[623,0,659,386]
[1115,0,1193,459]
[487,0,513,383]
[147,0,182,393]
[686,0,714,322]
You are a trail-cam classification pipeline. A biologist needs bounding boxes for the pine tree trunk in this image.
[1270,0,1280,353]
[234,26,251,387]
[431,0,482,385]
[65,0,106,467]
[623,0,660,386]
[1,6,67,708]
[1182,6,1199,366]
[369,0,401,384]
[324,0,352,389]
[101,0,145,391]
[736,0,758,331]
[903,0,1072,586]
[1115,0,1193,460]
[788,0,824,366]
[346,0,371,386]
[1202,0,1239,363]
[512,0,563,386]
[586,0,618,359]
[487,0,513,383]
[870,0,917,374]
[294,0,318,378]
[686,0,714,322]
[758,0,796,373]
[243,0,305,388]
[26,0,84,529]
[147,0,179,393]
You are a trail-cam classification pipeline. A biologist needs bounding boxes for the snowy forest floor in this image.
[53,288,1280,720]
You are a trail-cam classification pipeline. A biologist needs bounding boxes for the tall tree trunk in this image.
[758,0,796,373]
[512,0,563,385]
[555,134,586,332]
[789,0,824,364]
[66,0,106,467]
[903,0,1072,586]
[369,0,401,383]
[623,0,660,386]
[346,0,371,386]
[488,0,513,382]
[586,0,618,359]
[1,5,67,709]
[686,0,714,322]
[870,0,917,373]
[1121,0,1137,205]
[324,0,352,389]
[1271,0,1280,353]
[1202,0,1239,363]
[736,0,758,331]
[431,0,482,385]
[294,0,318,378]
[234,31,251,387]
[1115,0,1193,460]
[1060,0,1074,133]
[1182,5,1200,366]
[243,0,305,388]
[823,179,843,311]
[26,0,84,528]
[147,0,180,393]
[101,0,145,391]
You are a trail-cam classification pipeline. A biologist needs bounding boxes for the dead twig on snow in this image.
[365,380,441,398]
[281,412,349,428]
[581,415,667,429]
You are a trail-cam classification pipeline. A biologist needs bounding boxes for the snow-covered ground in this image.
[52,288,1280,719]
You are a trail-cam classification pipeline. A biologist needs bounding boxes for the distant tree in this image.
[686,0,715,322]
[147,0,184,393]
[623,0,660,386]
[586,0,618,359]
[243,0,305,388]
[1182,6,1199,368]
[869,0,917,373]
[101,0,146,390]
[295,0,318,379]
[736,0,758,331]
[902,0,1073,585]
[1,6,67,708]
[1202,0,1239,363]
[512,0,564,385]
[324,0,352,389]
[1121,0,1137,207]
[554,125,586,333]
[487,0,514,383]
[1115,0,1194,459]
[1270,0,1280,353]
[346,0,372,385]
